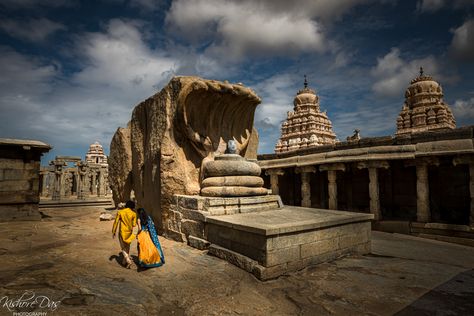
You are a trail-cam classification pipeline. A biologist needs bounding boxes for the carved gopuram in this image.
[275,77,336,153]
[259,70,474,246]
[39,142,110,202]
[109,76,373,280]
[396,68,456,135]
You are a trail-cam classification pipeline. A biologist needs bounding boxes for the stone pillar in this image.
[470,163,474,227]
[265,168,285,195]
[75,162,85,200]
[97,168,103,197]
[50,160,66,200]
[453,156,474,227]
[91,170,97,196]
[416,162,430,222]
[368,168,381,221]
[320,163,345,210]
[296,166,316,207]
[357,161,389,220]
[328,170,338,210]
[40,171,48,197]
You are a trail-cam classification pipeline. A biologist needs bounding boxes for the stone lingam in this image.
[109,76,373,280]
[200,140,267,197]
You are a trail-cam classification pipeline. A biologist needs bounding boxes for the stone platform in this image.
[207,207,373,280]
[169,194,373,280]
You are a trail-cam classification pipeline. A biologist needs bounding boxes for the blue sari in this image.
[137,215,165,268]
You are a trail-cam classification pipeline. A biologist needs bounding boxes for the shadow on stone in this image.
[395,269,474,315]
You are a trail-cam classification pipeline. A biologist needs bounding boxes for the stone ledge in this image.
[207,207,373,236]
[188,235,210,250]
[209,241,371,281]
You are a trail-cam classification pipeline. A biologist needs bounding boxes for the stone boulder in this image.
[111,76,261,234]
[108,124,133,207]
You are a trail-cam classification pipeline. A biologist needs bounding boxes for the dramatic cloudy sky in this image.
[1,0,473,164]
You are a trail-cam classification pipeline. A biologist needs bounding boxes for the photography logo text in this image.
[0,291,61,315]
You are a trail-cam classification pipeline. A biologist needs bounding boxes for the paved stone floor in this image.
[0,206,473,315]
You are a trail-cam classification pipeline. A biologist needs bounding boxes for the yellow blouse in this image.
[112,208,137,244]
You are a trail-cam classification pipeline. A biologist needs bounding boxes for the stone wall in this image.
[0,139,51,220]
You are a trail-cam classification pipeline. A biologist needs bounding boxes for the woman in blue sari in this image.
[137,208,165,268]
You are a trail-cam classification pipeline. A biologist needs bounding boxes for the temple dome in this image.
[85,141,108,165]
[275,76,336,153]
[396,67,455,135]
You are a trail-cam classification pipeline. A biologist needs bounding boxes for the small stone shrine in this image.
[396,67,456,135]
[275,76,337,153]
[0,138,51,220]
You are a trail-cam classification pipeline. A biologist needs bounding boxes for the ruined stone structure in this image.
[275,77,336,153]
[0,138,51,220]
[40,142,110,201]
[260,70,474,246]
[396,68,456,135]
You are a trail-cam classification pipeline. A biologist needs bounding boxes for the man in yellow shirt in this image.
[112,200,137,268]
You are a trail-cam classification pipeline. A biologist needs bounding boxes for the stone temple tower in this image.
[396,67,456,135]
[85,141,108,165]
[275,77,336,153]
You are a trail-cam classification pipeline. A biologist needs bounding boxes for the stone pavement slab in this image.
[0,207,473,315]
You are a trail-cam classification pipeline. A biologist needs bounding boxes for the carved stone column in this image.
[296,166,316,207]
[91,170,97,196]
[97,168,103,197]
[320,163,345,210]
[416,162,430,222]
[470,163,474,227]
[357,161,389,221]
[76,161,87,200]
[453,156,474,227]
[40,171,48,197]
[50,160,66,200]
[327,170,337,210]
[265,168,285,195]
[368,168,380,220]
[405,158,438,223]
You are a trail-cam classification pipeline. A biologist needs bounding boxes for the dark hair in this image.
[125,200,135,210]
[137,208,148,227]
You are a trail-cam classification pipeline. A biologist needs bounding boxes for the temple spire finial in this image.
[304,75,308,89]
[419,66,424,77]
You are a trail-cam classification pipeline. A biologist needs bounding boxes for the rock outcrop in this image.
[108,124,133,207]
[109,76,261,233]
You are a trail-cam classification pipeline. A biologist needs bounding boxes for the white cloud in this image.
[450,19,474,62]
[0,19,180,160]
[165,0,369,60]
[452,97,474,120]
[251,73,300,153]
[73,19,178,95]
[0,18,66,42]
[371,47,442,97]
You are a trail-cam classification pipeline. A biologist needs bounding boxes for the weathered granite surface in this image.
[109,77,261,232]
[108,125,133,206]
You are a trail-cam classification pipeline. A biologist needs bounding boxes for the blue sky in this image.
[0,0,473,165]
